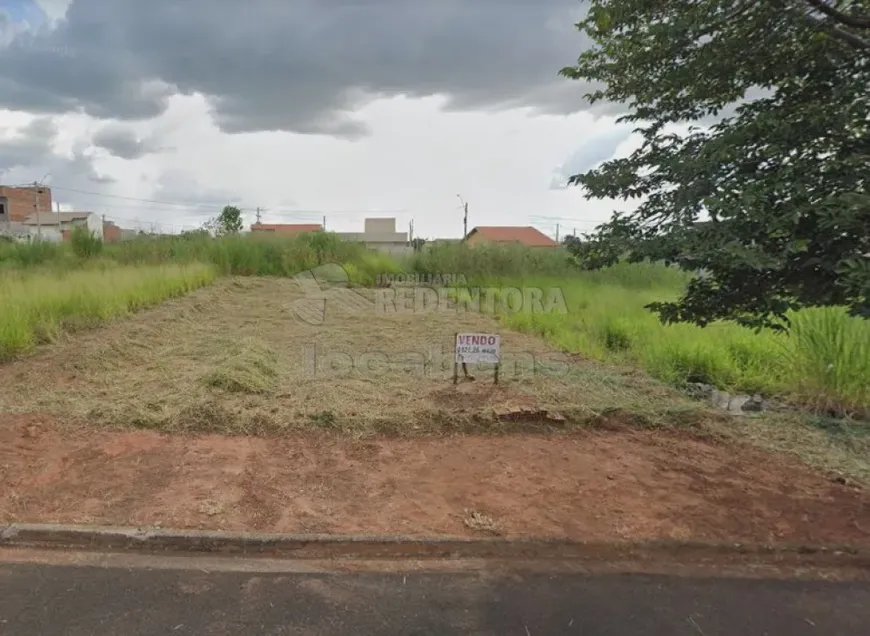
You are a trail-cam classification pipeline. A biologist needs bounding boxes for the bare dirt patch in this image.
[1,414,869,545]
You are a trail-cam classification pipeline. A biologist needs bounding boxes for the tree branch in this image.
[804,0,870,29]
[814,18,870,49]
[798,6,870,51]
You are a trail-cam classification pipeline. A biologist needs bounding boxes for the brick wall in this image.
[0,186,53,223]
[103,221,122,243]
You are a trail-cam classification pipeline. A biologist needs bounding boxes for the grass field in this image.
[2,271,869,542]
[0,263,216,360]
[0,232,398,360]
[3,235,869,543]
[0,277,710,436]
[3,235,869,418]
[499,275,870,419]
[0,275,866,488]
[405,247,870,419]
[0,231,392,278]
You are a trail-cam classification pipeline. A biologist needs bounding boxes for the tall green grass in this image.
[104,232,369,275]
[343,252,403,286]
[503,274,870,418]
[404,242,578,281]
[784,309,870,415]
[0,238,73,270]
[389,241,870,415]
[0,263,216,360]
[4,235,868,416]
[1,232,368,277]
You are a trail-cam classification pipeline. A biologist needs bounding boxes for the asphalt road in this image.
[1,563,869,635]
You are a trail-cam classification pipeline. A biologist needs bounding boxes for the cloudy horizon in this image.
[0,0,638,239]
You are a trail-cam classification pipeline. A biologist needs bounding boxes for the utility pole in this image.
[255,207,262,224]
[322,215,327,231]
[556,223,560,243]
[457,194,468,239]
[33,181,42,241]
[409,219,414,244]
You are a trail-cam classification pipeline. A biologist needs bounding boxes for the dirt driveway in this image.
[2,414,869,545]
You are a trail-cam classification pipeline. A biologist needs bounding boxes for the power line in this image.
[101,214,202,233]
[47,185,253,211]
[527,214,604,225]
[54,200,226,219]
[267,208,409,217]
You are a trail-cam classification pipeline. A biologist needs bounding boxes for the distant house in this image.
[103,220,123,243]
[250,223,323,235]
[17,211,103,243]
[336,218,410,255]
[0,185,53,224]
[464,226,558,247]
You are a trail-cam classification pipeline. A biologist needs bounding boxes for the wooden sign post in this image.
[454,333,501,385]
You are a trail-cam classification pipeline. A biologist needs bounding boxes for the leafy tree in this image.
[208,205,244,236]
[562,234,581,248]
[562,0,870,329]
[201,217,219,236]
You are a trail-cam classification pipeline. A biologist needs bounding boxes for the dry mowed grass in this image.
[0,277,708,436]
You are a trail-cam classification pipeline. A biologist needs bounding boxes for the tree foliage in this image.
[218,205,244,235]
[563,0,870,329]
[208,205,244,236]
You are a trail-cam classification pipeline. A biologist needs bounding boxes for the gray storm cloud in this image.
[91,125,163,160]
[0,0,595,136]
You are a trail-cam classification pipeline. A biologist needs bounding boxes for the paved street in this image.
[1,561,869,635]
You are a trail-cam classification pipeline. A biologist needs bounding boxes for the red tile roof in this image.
[466,226,558,247]
[250,223,323,234]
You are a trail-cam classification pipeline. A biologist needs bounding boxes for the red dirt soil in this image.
[2,414,869,545]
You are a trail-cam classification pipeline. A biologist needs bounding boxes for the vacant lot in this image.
[0,277,706,435]
[1,276,868,544]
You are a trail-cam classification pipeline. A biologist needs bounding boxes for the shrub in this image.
[0,239,68,268]
[403,242,576,283]
[70,227,103,259]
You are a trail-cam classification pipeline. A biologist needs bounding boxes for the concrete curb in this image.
[2,523,870,567]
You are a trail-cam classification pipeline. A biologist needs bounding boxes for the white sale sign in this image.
[455,333,500,364]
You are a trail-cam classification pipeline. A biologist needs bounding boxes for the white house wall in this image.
[85,213,104,239]
[26,226,63,242]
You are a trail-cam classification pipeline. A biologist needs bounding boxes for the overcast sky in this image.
[0,0,640,238]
